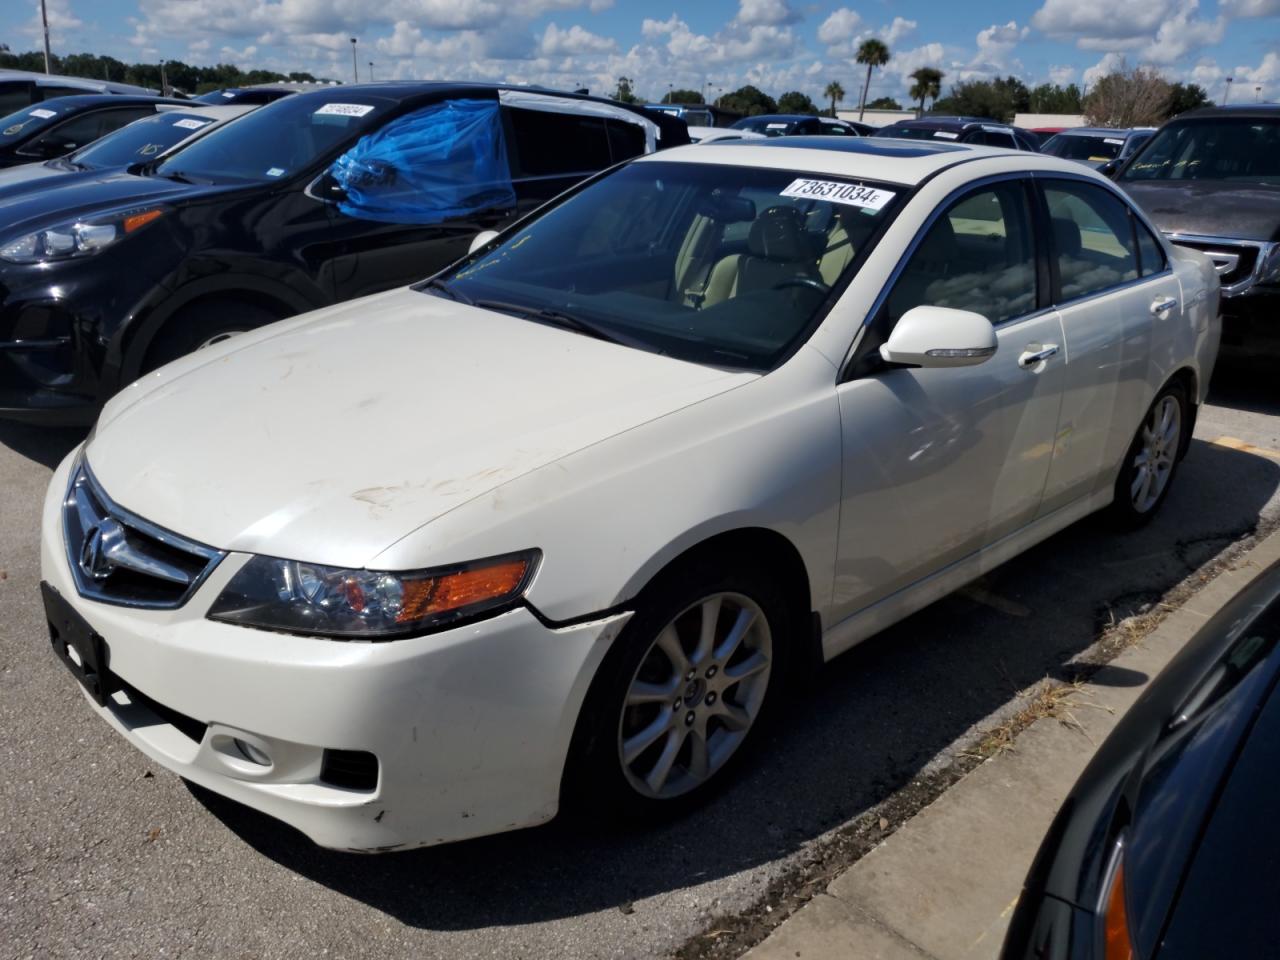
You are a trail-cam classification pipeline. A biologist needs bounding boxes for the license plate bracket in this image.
[42,581,114,707]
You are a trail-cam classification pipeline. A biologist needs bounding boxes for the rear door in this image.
[832,177,1066,620]
[1035,176,1182,515]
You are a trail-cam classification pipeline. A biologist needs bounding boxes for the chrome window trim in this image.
[62,455,225,609]
[1164,232,1280,297]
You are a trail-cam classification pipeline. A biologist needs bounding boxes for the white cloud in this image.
[885,17,917,45]
[971,20,1028,71]
[540,22,616,56]
[817,7,861,48]
[736,0,800,27]
[1049,64,1077,86]
[1219,0,1280,15]
[1082,51,1127,88]
[1138,2,1225,64]
[1031,0,1179,51]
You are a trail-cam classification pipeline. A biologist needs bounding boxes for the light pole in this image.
[350,38,358,83]
[39,0,52,73]
[1223,76,1233,105]
[159,58,168,96]
[368,61,374,81]
[1257,85,1264,103]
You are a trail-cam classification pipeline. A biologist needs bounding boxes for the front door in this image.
[831,178,1066,621]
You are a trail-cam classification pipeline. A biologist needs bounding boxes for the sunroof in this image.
[733,136,971,157]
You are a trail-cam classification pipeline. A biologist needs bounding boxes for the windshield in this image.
[0,101,73,144]
[733,117,799,136]
[155,92,396,184]
[432,160,904,371]
[877,125,959,141]
[1041,133,1125,162]
[70,110,217,168]
[1122,118,1280,184]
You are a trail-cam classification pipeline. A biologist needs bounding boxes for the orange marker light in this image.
[397,558,530,623]
[123,209,163,233]
[1103,860,1135,960]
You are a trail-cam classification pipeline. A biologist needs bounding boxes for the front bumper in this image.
[39,450,630,851]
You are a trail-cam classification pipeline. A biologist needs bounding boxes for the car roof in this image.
[637,136,1093,186]
[887,116,1001,129]
[1057,127,1138,136]
[0,68,154,96]
[17,93,191,111]
[1173,103,1280,120]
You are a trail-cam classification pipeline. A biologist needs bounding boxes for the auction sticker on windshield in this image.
[315,103,375,117]
[780,178,896,211]
[173,118,211,130]
[29,108,57,119]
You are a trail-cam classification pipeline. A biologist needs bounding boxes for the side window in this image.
[24,107,153,156]
[0,82,35,114]
[38,85,93,101]
[886,180,1037,325]
[603,118,646,163]
[985,130,1017,149]
[821,121,853,136]
[1044,181,1139,301]
[507,108,611,177]
[1136,219,1167,277]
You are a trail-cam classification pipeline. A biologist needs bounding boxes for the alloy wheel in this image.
[617,592,772,799]
[1130,395,1181,513]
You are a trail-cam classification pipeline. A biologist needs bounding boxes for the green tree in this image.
[777,90,818,114]
[1028,82,1083,113]
[933,76,1036,121]
[909,67,945,115]
[662,88,703,104]
[1167,82,1211,118]
[855,38,890,121]
[823,79,845,117]
[866,96,902,110]
[613,76,639,104]
[719,84,777,117]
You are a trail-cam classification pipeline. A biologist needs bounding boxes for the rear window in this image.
[1042,133,1125,162]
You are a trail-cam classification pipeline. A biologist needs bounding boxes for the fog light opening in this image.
[234,738,271,766]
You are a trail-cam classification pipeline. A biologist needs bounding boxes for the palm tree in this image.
[855,38,890,121]
[823,80,845,118]
[909,67,944,116]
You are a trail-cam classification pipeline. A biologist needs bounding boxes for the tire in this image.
[564,555,793,823]
[1108,380,1189,527]
[142,300,279,373]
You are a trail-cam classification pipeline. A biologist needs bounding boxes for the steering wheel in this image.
[773,278,832,295]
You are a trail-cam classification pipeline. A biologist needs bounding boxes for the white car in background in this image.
[40,137,1220,852]
[687,125,765,144]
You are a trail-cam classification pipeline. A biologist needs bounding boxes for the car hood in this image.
[86,287,755,568]
[0,159,74,198]
[1122,179,1280,243]
[0,168,226,239]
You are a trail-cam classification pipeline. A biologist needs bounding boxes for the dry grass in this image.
[963,678,1091,761]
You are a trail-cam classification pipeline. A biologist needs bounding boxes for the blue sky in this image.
[5,0,1279,106]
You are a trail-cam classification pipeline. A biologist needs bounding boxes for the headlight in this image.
[207,550,540,639]
[0,207,164,264]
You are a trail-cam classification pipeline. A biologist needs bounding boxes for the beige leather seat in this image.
[698,206,820,308]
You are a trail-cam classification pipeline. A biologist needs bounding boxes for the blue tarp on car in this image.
[330,98,516,224]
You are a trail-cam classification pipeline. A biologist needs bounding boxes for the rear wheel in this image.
[1109,381,1188,526]
[566,560,791,820]
[142,300,279,373]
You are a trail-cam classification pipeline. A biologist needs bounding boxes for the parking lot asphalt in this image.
[2,355,1278,960]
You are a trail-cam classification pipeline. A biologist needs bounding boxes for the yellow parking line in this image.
[1210,436,1280,462]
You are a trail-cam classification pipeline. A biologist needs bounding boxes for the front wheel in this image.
[565,562,790,820]
[1109,381,1188,526]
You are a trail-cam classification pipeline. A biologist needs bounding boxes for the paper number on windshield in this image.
[314,103,375,118]
[780,179,896,211]
[172,118,211,130]
[29,108,56,119]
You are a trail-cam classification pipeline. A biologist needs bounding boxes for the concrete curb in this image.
[740,525,1280,960]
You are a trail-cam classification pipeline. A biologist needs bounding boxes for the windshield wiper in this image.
[473,299,627,346]
[422,277,474,305]
[159,168,194,184]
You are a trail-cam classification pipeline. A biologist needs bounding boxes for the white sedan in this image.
[40,137,1220,851]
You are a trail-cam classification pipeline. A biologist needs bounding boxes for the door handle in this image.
[1018,344,1059,368]
[1151,296,1178,316]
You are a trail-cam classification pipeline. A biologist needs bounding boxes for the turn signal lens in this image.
[208,550,539,639]
[123,209,163,233]
[1102,850,1135,960]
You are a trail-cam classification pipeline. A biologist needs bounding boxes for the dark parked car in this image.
[1002,558,1280,960]
[0,82,687,423]
[1040,127,1154,169]
[730,113,864,137]
[0,104,252,201]
[874,116,1041,151]
[0,94,192,168]
[0,68,155,116]
[1113,104,1280,336]
[192,85,303,105]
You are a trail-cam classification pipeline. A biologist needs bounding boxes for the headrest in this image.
[748,206,811,262]
[1052,216,1082,257]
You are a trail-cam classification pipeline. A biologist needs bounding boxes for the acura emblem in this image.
[79,519,124,581]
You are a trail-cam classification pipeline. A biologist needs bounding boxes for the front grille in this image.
[319,749,380,791]
[1169,238,1259,288]
[63,459,224,609]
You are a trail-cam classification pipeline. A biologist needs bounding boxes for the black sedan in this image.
[1002,558,1280,959]
[0,94,191,167]
[873,116,1041,151]
[730,113,863,137]
[0,82,687,423]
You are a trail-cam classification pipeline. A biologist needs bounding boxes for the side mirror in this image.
[1099,159,1120,179]
[879,305,997,368]
[469,229,500,254]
